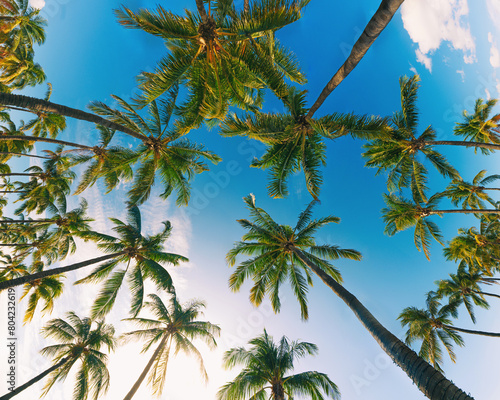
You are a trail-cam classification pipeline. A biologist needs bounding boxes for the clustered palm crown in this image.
[115,0,309,132]
[227,194,361,319]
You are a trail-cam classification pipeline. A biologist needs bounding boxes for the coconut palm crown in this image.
[227,194,361,320]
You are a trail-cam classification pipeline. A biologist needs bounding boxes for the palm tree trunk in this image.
[244,0,249,13]
[195,0,209,23]
[477,291,500,299]
[0,134,95,150]
[306,0,404,119]
[0,251,125,290]
[292,248,473,400]
[430,209,500,215]
[0,151,51,159]
[0,93,145,141]
[0,173,39,177]
[0,357,70,400]
[123,333,169,400]
[0,191,26,194]
[425,140,500,152]
[0,219,54,224]
[444,324,500,338]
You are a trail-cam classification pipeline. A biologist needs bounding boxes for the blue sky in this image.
[2,0,500,399]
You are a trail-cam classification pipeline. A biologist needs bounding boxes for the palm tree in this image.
[228,194,473,400]
[306,0,404,118]
[217,330,340,400]
[0,311,116,400]
[121,293,220,399]
[454,98,500,154]
[399,291,500,373]
[0,43,45,90]
[20,259,64,323]
[382,193,500,260]
[115,0,308,132]
[0,0,46,52]
[444,221,500,275]
[444,170,500,209]
[88,88,221,206]
[77,205,187,319]
[20,83,66,138]
[221,87,387,199]
[363,75,460,201]
[436,263,492,323]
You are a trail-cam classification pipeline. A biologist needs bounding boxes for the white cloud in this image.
[497,80,500,97]
[456,69,465,81]
[488,32,500,68]
[29,0,45,9]
[416,49,432,71]
[485,88,492,99]
[401,0,476,69]
[487,0,500,31]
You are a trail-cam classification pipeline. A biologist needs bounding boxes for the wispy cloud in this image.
[488,32,500,69]
[401,0,476,71]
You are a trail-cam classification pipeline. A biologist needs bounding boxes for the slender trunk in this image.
[429,209,500,215]
[0,93,145,141]
[292,248,473,400]
[123,334,170,400]
[477,291,500,299]
[195,0,209,23]
[0,251,125,290]
[482,188,500,191]
[444,325,500,338]
[0,152,51,160]
[0,219,54,224]
[0,357,70,400]
[481,278,500,281]
[0,244,34,246]
[306,0,404,119]
[425,140,500,152]
[0,134,95,150]
[0,191,27,194]
[0,173,38,177]
[244,0,249,13]
[271,383,285,400]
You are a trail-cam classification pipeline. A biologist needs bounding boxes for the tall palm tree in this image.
[436,263,492,323]
[444,170,500,209]
[382,193,500,260]
[399,291,500,373]
[0,0,46,52]
[1,312,116,400]
[121,293,220,400]
[221,87,387,199]
[363,75,460,201]
[228,194,473,400]
[453,98,500,154]
[115,0,308,132]
[20,83,67,138]
[88,87,221,206]
[444,219,500,274]
[76,205,187,319]
[217,330,340,400]
[20,259,64,323]
[306,0,404,118]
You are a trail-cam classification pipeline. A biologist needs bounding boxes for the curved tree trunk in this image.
[0,191,27,194]
[430,209,500,215]
[123,333,170,400]
[0,93,145,141]
[477,291,500,300]
[0,151,51,160]
[0,219,54,224]
[195,0,209,23]
[445,325,500,338]
[425,140,500,152]
[292,248,474,400]
[0,134,95,150]
[0,173,39,177]
[0,251,125,290]
[0,357,70,400]
[306,0,404,119]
